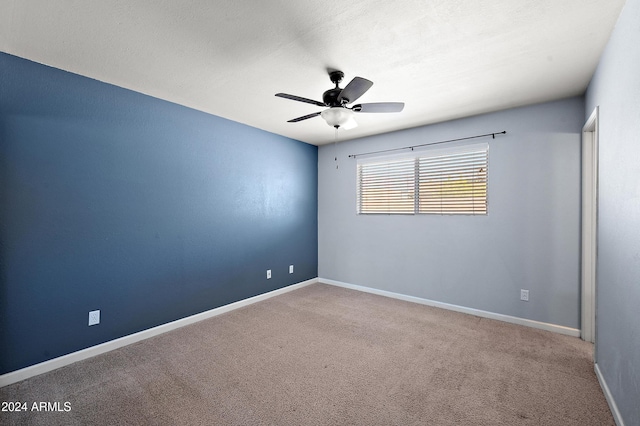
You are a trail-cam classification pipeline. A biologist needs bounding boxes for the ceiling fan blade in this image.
[287,111,322,123]
[352,102,405,113]
[275,93,325,107]
[338,77,373,104]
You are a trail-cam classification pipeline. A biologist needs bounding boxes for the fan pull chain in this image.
[334,126,339,169]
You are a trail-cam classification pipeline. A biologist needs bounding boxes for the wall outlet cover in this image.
[289,265,294,274]
[520,289,529,302]
[88,310,100,326]
[267,269,271,279]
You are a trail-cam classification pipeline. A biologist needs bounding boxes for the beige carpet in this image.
[0,283,613,425]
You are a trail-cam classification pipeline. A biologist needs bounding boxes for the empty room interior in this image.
[1,1,639,425]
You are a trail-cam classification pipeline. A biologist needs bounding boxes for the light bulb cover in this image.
[321,107,355,128]
[341,115,358,130]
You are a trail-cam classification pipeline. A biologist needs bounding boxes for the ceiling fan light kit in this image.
[275,70,404,130]
[321,107,356,129]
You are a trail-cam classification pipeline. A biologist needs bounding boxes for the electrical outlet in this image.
[267,269,271,279]
[88,310,100,326]
[289,265,294,274]
[520,289,529,302]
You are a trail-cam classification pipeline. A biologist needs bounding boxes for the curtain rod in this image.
[347,131,507,159]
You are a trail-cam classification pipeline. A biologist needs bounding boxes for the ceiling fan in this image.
[275,70,404,130]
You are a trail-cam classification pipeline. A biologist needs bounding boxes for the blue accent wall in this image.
[0,53,318,374]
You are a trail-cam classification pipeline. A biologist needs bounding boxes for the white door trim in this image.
[581,106,599,347]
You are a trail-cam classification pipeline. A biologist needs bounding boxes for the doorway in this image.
[581,107,599,351]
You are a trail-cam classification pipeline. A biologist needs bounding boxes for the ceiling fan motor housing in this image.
[323,88,345,107]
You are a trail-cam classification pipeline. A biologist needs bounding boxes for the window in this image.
[357,143,488,215]
[356,157,416,214]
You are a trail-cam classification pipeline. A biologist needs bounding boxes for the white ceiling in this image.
[0,0,626,145]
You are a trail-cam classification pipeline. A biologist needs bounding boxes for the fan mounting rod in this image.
[329,70,344,86]
[323,71,347,106]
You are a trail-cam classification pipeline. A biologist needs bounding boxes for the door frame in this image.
[581,106,599,349]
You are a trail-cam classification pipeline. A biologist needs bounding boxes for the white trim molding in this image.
[0,278,318,388]
[595,363,625,426]
[319,278,580,337]
[581,106,599,345]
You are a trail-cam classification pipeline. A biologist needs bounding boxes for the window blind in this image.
[357,143,488,215]
[418,147,488,215]
[357,157,416,214]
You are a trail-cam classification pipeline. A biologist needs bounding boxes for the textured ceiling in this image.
[0,0,626,145]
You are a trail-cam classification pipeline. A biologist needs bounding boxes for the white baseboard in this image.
[0,278,318,388]
[595,363,625,426]
[0,277,583,388]
[319,278,580,337]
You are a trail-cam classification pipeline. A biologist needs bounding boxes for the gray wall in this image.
[585,0,640,423]
[319,97,584,329]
